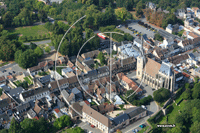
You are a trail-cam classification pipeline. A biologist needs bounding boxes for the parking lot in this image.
[0,63,27,77]
[77,120,102,133]
[119,21,155,38]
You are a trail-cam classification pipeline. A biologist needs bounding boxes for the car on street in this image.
[152,88,155,91]
[88,131,93,133]
[128,27,132,30]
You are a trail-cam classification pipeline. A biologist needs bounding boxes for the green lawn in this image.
[9,25,49,37]
[14,80,22,86]
[24,77,32,85]
[28,76,33,80]
[138,126,149,133]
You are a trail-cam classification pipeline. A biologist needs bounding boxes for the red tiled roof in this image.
[84,100,90,105]
[54,108,60,113]
[182,72,190,78]
[34,116,39,120]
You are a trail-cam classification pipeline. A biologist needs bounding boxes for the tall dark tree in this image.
[9,118,21,133]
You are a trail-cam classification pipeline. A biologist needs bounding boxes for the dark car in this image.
[13,71,15,74]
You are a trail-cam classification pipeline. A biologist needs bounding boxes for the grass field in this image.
[24,77,32,85]
[9,25,49,37]
[14,80,22,86]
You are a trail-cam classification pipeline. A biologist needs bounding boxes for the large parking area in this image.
[119,21,155,38]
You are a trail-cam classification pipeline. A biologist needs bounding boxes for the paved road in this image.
[24,40,51,45]
[121,119,148,133]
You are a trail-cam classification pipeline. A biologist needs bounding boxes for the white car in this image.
[88,131,93,133]
[141,105,147,109]
[117,24,122,28]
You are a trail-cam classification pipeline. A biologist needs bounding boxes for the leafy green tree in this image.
[182,89,192,100]
[136,1,144,17]
[2,11,13,27]
[20,118,36,133]
[53,115,72,130]
[34,46,44,58]
[18,49,37,69]
[97,52,106,66]
[14,50,23,63]
[29,42,37,50]
[38,10,47,22]
[153,88,170,103]
[45,46,51,53]
[0,41,16,61]
[154,33,163,41]
[0,129,8,133]
[115,7,128,22]
[9,118,21,133]
[191,121,200,133]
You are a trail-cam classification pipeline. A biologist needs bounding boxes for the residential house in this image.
[117,73,143,94]
[0,76,6,84]
[187,32,200,39]
[53,108,63,118]
[91,104,114,115]
[68,102,83,120]
[82,104,112,133]
[176,8,186,18]
[19,87,50,102]
[178,37,200,51]
[38,75,51,85]
[27,60,54,75]
[184,18,194,27]
[166,24,179,34]
[81,50,100,59]
[27,109,37,119]
[48,76,78,92]
[112,113,130,131]
[146,2,156,11]
[168,54,189,66]
[16,102,30,114]
[0,98,16,113]
[120,107,147,123]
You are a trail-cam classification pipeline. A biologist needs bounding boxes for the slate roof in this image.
[168,54,189,65]
[21,87,49,99]
[124,107,146,119]
[112,113,129,125]
[16,102,30,112]
[159,62,173,76]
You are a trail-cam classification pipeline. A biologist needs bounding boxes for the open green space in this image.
[14,80,22,86]
[24,77,32,85]
[9,25,49,37]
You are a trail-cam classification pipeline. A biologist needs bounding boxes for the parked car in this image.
[72,124,77,128]
[139,124,146,128]
[135,129,139,132]
[89,131,93,133]
[117,24,122,28]
[128,27,132,29]
[91,125,95,128]
[132,130,136,133]
[141,105,147,109]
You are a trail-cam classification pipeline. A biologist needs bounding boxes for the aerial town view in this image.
[0,0,200,133]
